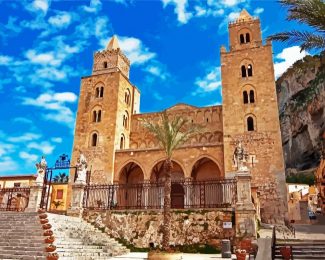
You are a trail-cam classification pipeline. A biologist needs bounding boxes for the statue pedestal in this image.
[235,170,257,238]
[67,181,86,218]
[26,183,43,212]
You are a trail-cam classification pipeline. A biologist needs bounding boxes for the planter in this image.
[148,252,183,260]
[47,253,59,260]
[39,213,48,219]
[38,208,46,214]
[43,230,53,236]
[45,236,55,244]
[45,244,56,253]
[280,246,292,260]
[235,252,247,260]
[40,219,49,224]
[42,223,52,230]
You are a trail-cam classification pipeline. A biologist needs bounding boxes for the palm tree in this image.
[268,0,325,51]
[141,112,200,250]
[53,173,69,183]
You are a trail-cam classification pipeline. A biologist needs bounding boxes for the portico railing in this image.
[83,178,237,210]
[0,187,30,211]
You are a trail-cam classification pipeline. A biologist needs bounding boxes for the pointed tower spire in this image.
[237,9,253,22]
[106,35,120,51]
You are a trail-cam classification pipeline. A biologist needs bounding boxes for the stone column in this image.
[67,181,86,217]
[26,184,43,212]
[235,170,257,238]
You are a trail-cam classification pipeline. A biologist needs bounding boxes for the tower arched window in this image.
[95,88,100,98]
[103,61,107,68]
[249,90,255,103]
[91,133,98,146]
[247,117,254,131]
[93,111,97,122]
[100,87,104,97]
[120,134,125,149]
[247,64,253,77]
[241,65,247,78]
[243,91,249,104]
[97,110,101,122]
[125,89,131,105]
[246,33,250,43]
[240,34,245,44]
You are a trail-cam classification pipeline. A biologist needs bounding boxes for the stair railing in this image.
[271,226,276,260]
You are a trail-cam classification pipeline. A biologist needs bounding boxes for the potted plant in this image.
[39,213,48,219]
[40,219,49,224]
[235,249,247,260]
[45,236,55,244]
[45,244,56,252]
[38,208,46,214]
[52,200,64,210]
[43,230,53,236]
[43,223,52,230]
[47,253,59,260]
[280,246,292,260]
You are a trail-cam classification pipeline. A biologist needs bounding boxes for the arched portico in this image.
[191,157,222,180]
[118,161,144,184]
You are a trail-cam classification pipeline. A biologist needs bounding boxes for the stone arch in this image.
[150,159,185,182]
[118,161,145,184]
[238,28,252,44]
[241,84,257,103]
[94,81,105,98]
[190,156,222,180]
[89,131,99,147]
[245,113,257,131]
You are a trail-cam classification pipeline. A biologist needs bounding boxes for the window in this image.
[125,89,131,105]
[247,64,253,77]
[103,61,107,68]
[123,112,129,129]
[243,91,248,104]
[56,189,63,200]
[120,134,125,149]
[249,90,255,103]
[240,34,245,44]
[95,88,100,98]
[93,111,97,122]
[246,33,250,43]
[97,110,101,122]
[91,133,98,146]
[14,183,21,187]
[100,87,104,97]
[247,117,254,131]
[92,110,102,122]
[241,65,247,78]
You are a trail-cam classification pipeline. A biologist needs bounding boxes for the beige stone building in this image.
[71,10,287,223]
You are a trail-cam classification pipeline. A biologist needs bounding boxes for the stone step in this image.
[0,255,46,260]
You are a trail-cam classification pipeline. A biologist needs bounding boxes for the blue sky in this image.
[0,0,311,175]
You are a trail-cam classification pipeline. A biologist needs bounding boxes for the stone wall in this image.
[84,209,234,248]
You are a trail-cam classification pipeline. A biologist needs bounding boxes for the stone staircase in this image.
[47,213,130,259]
[0,211,47,260]
[274,239,325,259]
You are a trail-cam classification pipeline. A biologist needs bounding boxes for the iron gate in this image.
[0,187,30,211]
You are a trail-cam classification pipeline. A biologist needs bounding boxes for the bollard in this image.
[221,239,232,258]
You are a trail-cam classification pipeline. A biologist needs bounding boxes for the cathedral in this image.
[71,10,287,223]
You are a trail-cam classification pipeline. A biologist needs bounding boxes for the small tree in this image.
[52,200,64,209]
[141,112,200,250]
[53,173,69,183]
[268,0,325,52]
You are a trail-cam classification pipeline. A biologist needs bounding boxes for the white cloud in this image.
[51,137,62,143]
[19,151,38,162]
[0,156,18,173]
[0,55,13,65]
[27,0,50,14]
[83,0,102,13]
[193,66,222,95]
[48,12,72,28]
[25,50,60,66]
[27,141,55,155]
[254,7,264,15]
[218,11,240,32]
[274,46,308,79]
[22,92,77,128]
[118,36,156,65]
[162,0,193,24]
[0,143,15,157]
[8,133,42,143]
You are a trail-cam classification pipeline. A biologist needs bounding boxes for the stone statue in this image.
[35,156,47,184]
[233,141,249,171]
[76,151,88,183]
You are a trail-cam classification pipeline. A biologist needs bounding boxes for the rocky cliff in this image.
[277,52,325,172]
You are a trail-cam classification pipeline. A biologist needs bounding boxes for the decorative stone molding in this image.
[67,182,86,217]
[26,184,43,212]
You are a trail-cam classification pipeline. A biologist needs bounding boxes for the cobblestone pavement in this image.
[111,252,238,259]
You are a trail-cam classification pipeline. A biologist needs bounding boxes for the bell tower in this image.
[221,10,287,223]
[71,35,140,184]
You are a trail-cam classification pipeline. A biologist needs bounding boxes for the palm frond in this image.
[268,31,325,51]
[140,112,201,158]
[279,0,325,32]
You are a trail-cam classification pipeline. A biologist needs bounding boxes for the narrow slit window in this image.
[95,88,99,98]
[241,65,247,78]
[240,34,245,44]
[92,133,98,146]
[247,117,254,131]
[246,33,250,43]
[93,111,97,122]
[247,64,253,77]
[249,90,255,103]
[243,91,248,104]
[97,110,102,122]
[120,135,124,149]
[103,61,108,68]
[100,87,104,97]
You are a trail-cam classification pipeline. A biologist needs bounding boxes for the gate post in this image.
[235,170,257,238]
[67,181,86,217]
[26,183,43,212]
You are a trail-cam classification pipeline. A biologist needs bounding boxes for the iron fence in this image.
[0,187,30,211]
[83,178,237,210]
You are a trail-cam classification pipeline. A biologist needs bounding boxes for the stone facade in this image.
[84,209,234,248]
[70,10,287,223]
